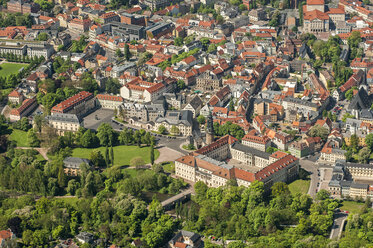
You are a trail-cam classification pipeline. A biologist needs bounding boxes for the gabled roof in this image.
[304,10,329,20]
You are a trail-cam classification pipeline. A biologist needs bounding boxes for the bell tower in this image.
[205,110,214,145]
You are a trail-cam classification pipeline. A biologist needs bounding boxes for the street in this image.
[330,212,348,240]
[299,158,319,198]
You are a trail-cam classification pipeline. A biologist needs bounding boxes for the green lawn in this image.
[9,129,29,147]
[71,145,160,167]
[288,179,311,195]
[53,197,80,207]
[0,63,28,78]
[340,201,364,214]
[35,154,46,162]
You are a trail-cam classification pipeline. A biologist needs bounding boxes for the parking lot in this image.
[83,108,116,130]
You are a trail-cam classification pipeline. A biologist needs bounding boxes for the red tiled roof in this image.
[96,94,123,102]
[304,10,329,20]
[242,134,270,144]
[307,0,324,5]
[10,98,36,116]
[8,89,22,97]
[51,91,93,113]
[255,154,298,180]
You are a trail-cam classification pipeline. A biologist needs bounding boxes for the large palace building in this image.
[175,135,299,191]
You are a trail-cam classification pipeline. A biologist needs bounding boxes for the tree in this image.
[67,179,79,195]
[27,129,40,147]
[119,128,133,145]
[197,115,206,126]
[150,144,155,165]
[36,32,48,41]
[174,37,184,46]
[345,88,354,100]
[110,145,114,167]
[316,189,330,200]
[124,44,131,61]
[271,182,290,197]
[81,129,98,148]
[57,163,65,188]
[308,125,329,141]
[358,147,371,164]
[158,125,167,134]
[33,114,43,133]
[227,241,247,248]
[170,125,180,135]
[130,156,145,169]
[269,11,280,27]
[115,48,123,58]
[105,145,110,167]
[105,78,121,94]
[365,133,373,151]
[97,123,114,146]
[176,80,186,91]
[229,98,235,111]
[89,150,105,167]
[350,134,359,153]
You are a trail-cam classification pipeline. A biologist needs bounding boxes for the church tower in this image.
[205,110,214,145]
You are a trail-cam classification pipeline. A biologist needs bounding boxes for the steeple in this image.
[205,110,214,145]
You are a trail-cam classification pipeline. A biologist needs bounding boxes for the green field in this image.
[9,129,29,147]
[340,201,364,214]
[0,63,28,77]
[72,145,160,167]
[288,179,311,195]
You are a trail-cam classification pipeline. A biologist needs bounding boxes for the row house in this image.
[9,97,38,122]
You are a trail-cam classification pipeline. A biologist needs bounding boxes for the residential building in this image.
[8,89,24,105]
[9,97,38,122]
[241,134,271,152]
[183,95,203,117]
[154,110,193,136]
[169,230,203,248]
[96,94,124,110]
[0,229,17,248]
[51,91,96,117]
[63,157,92,176]
[7,0,39,14]
[46,113,82,135]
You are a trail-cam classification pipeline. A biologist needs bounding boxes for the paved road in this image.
[299,158,320,198]
[330,212,348,240]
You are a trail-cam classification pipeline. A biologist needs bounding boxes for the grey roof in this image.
[348,87,372,111]
[350,182,368,189]
[47,113,81,124]
[196,154,233,170]
[231,142,271,159]
[341,180,352,188]
[360,109,373,119]
[187,95,203,110]
[283,96,319,108]
[299,43,310,59]
[169,230,201,245]
[345,162,373,169]
[155,110,193,126]
[63,157,91,169]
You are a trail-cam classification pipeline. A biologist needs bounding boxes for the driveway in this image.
[299,158,319,197]
[330,212,348,240]
[83,108,116,130]
[155,146,185,164]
